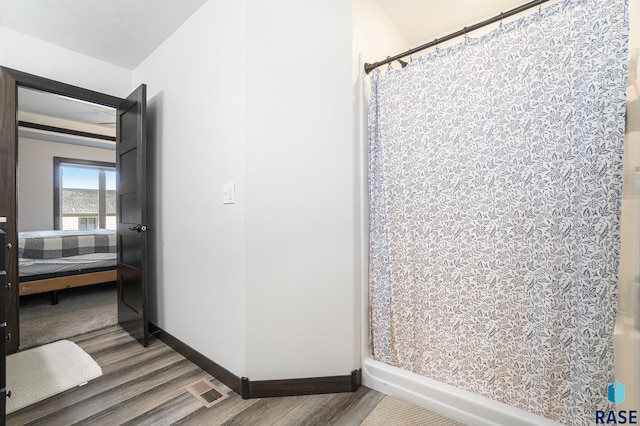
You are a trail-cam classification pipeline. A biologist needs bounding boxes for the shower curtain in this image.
[368,0,628,424]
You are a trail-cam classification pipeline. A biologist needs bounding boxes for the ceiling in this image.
[19,87,116,129]
[375,0,559,47]
[18,87,117,150]
[0,0,209,69]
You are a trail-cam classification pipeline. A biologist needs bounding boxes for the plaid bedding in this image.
[18,230,116,259]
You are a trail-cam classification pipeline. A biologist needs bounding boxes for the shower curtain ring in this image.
[434,38,439,52]
[500,12,504,27]
[386,56,392,70]
[463,27,468,40]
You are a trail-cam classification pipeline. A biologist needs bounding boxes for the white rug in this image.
[6,340,103,414]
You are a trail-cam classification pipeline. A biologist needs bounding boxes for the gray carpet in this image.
[19,282,117,349]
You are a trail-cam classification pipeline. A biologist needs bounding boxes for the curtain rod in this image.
[364,0,550,74]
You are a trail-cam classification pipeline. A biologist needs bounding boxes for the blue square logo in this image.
[608,381,625,405]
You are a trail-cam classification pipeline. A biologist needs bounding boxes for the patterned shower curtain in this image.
[368,0,628,424]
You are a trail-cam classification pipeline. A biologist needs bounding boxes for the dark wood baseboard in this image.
[149,322,361,399]
[241,369,361,399]
[149,322,243,394]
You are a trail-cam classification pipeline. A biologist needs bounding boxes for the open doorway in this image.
[0,67,149,355]
[17,87,118,349]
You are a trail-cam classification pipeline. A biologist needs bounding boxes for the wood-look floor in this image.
[7,326,386,426]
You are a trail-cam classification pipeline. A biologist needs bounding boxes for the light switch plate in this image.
[223,182,235,204]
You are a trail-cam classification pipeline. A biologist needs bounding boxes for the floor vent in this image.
[185,378,230,408]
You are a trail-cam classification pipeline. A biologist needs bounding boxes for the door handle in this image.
[6,242,11,250]
[128,224,148,233]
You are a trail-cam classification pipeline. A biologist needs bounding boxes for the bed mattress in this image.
[19,229,116,259]
[18,229,117,277]
[19,253,117,277]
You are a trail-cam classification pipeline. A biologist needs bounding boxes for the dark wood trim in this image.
[53,156,116,169]
[0,67,19,353]
[351,368,362,391]
[5,67,122,108]
[53,158,60,230]
[241,376,250,399]
[241,370,361,399]
[98,170,106,229]
[148,323,361,400]
[18,121,116,142]
[148,322,243,395]
[1,231,7,409]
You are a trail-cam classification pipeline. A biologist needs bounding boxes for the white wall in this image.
[134,0,359,381]
[353,0,410,81]
[244,0,356,380]
[5,0,360,382]
[17,137,115,231]
[0,26,131,97]
[133,0,248,376]
[2,0,370,384]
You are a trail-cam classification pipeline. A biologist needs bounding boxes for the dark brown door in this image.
[0,231,7,424]
[0,67,19,355]
[116,84,148,346]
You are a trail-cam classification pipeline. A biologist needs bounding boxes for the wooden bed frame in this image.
[19,269,117,296]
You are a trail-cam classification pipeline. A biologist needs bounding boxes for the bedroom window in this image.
[53,157,116,230]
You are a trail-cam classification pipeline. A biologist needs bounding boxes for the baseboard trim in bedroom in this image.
[148,322,361,399]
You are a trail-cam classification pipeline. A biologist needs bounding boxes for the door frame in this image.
[0,67,123,353]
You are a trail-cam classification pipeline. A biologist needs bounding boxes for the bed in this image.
[18,229,117,302]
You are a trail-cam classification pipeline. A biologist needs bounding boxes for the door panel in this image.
[116,84,148,347]
[0,231,7,424]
